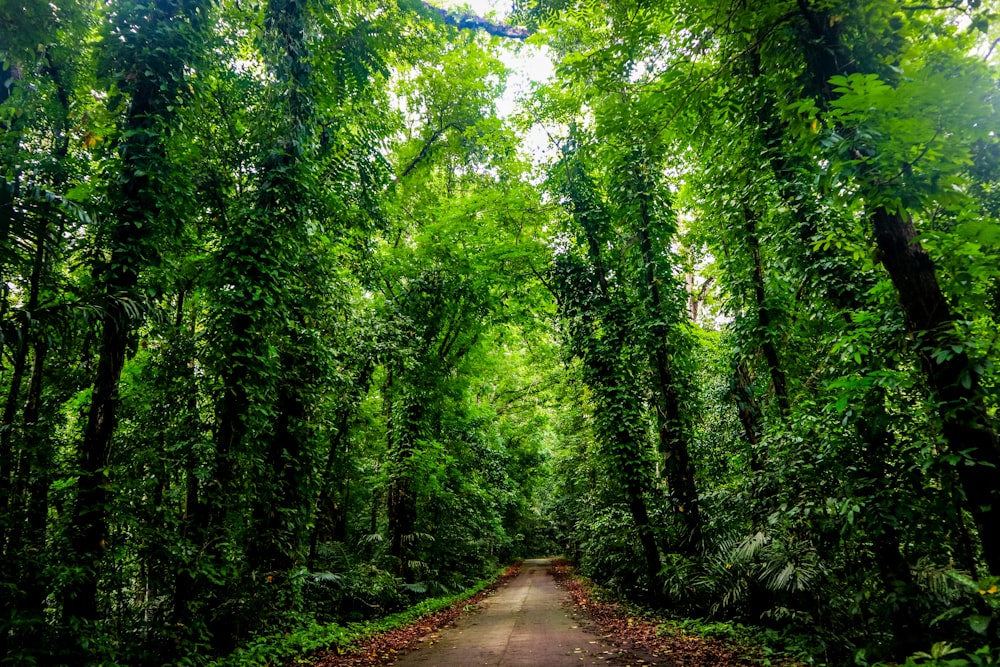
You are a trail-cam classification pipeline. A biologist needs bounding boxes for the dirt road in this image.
[392,558,621,666]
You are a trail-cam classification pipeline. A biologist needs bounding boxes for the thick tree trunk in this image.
[780,0,1000,576]
[871,206,1000,574]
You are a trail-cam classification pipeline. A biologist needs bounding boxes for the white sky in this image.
[437,0,556,161]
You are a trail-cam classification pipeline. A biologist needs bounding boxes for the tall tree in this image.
[59,1,206,659]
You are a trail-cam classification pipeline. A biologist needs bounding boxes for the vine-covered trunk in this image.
[871,207,1000,574]
[742,206,790,419]
[0,217,44,552]
[635,217,701,554]
[62,281,133,646]
[62,94,169,646]
[589,354,664,597]
[388,397,421,582]
[854,396,923,657]
[784,0,1000,576]
[58,2,202,655]
[0,263,41,623]
[249,373,308,577]
[732,362,764,473]
[5,236,51,654]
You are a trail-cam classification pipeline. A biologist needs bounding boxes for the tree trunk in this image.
[854,398,923,657]
[732,362,764,472]
[591,351,664,597]
[5,229,50,655]
[61,268,136,636]
[248,371,308,578]
[635,211,701,554]
[558,156,665,595]
[388,398,421,582]
[780,0,1000,576]
[60,0,197,649]
[310,359,369,563]
[871,206,1000,574]
[742,205,791,420]
[0,218,43,553]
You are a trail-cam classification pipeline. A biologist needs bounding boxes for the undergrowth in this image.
[209,565,513,667]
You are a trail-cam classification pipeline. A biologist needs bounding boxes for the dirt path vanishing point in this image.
[392,558,628,667]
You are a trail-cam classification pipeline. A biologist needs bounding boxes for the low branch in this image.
[420,2,531,39]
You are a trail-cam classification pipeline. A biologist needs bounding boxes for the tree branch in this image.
[985,36,1000,62]
[420,1,531,39]
[398,122,459,179]
[901,2,963,10]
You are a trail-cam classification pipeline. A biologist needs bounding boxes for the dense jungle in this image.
[2,0,1000,664]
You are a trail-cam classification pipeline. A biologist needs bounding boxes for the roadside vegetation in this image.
[2,0,1000,664]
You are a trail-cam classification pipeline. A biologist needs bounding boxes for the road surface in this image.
[393,558,621,666]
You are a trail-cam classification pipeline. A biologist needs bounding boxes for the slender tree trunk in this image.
[61,262,136,634]
[310,406,353,563]
[16,338,50,654]
[854,398,923,657]
[0,223,48,655]
[635,210,701,554]
[4,225,50,655]
[742,205,791,420]
[389,398,421,582]
[0,222,42,551]
[310,361,370,562]
[370,457,381,537]
[732,362,764,472]
[0,62,13,105]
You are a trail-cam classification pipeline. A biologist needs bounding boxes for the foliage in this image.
[210,566,510,667]
[4,0,1000,663]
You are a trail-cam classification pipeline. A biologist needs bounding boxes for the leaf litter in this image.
[550,559,781,667]
[304,559,786,667]
[304,563,523,667]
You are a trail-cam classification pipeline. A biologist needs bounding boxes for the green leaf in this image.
[968,614,991,635]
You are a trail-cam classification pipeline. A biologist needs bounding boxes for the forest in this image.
[2,0,1000,664]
